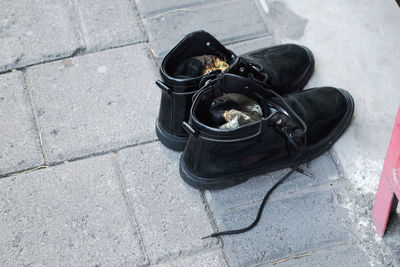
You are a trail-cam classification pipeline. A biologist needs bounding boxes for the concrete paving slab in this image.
[205,152,342,212]
[135,0,226,17]
[214,187,351,267]
[379,213,400,266]
[135,0,224,17]
[73,0,146,52]
[26,44,159,163]
[253,0,400,263]
[226,35,276,56]
[265,245,371,267]
[0,72,43,176]
[274,0,400,197]
[0,0,398,265]
[117,142,218,263]
[255,0,308,41]
[0,0,83,72]
[154,249,227,267]
[143,0,271,58]
[135,0,229,18]
[0,155,146,266]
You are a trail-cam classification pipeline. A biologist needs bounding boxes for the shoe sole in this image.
[156,119,188,151]
[179,88,354,190]
[156,46,316,152]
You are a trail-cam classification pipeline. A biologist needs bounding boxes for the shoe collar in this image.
[160,30,236,90]
[187,74,307,143]
[197,56,271,91]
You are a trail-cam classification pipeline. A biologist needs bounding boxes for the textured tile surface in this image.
[0,0,82,72]
[0,72,43,175]
[380,213,400,266]
[135,0,225,17]
[206,152,342,212]
[0,155,145,266]
[226,35,276,56]
[143,0,270,58]
[275,245,371,267]
[117,142,218,262]
[74,0,146,51]
[27,44,159,163]
[215,188,351,266]
[0,0,398,265]
[155,250,227,267]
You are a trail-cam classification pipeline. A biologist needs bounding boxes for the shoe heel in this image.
[156,120,188,151]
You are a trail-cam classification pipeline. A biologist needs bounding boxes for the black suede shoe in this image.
[179,73,354,190]
[156,30,315,151]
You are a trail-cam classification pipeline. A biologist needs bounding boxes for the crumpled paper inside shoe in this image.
[194,55,229,75]
[173,55,229,78]
[209,93,263,130]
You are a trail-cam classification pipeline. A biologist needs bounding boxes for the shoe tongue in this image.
[267,100,290,117]
[270,96,296,116]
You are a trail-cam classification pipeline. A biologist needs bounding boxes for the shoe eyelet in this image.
[239,67,245,72]
[251,63,263,72]
[206,42,211,46]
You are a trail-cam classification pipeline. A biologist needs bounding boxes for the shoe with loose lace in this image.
[179,73,354,237]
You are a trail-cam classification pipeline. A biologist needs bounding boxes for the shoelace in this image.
[202,166,300,239]
[202,85,308,239]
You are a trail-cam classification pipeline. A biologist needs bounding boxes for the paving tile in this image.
[73,0,146,52]
[154,249,227,267]
[227,35,276,56]
[151,35,276,73]
[206,152,342,212]
[117,142,218,262]
[0,0,83,72]
[135,0,226,17]
[381,213,400,266]
[214,187,351,266]
[26,44,160,163]
[0,155,146,266]
[254,0,308,41]
[143,0,270,58]
[269,245,371,267]
[0,72,43,176]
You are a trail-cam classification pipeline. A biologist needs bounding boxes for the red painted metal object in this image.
[372,106,400,237]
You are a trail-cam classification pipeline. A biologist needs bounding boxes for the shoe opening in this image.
[163,32,234,79]
[193,84,277,130]
[173,55,230,79]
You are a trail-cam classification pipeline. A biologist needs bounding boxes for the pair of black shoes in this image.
[155,31,354,237]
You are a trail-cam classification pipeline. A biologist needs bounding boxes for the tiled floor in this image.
[1,0,399,265]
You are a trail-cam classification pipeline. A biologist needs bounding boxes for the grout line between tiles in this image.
[200,190,231,266]
[21,69,48,165]
[110,152,151,266]
[0,41,147,75]
[0,139,159,179]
